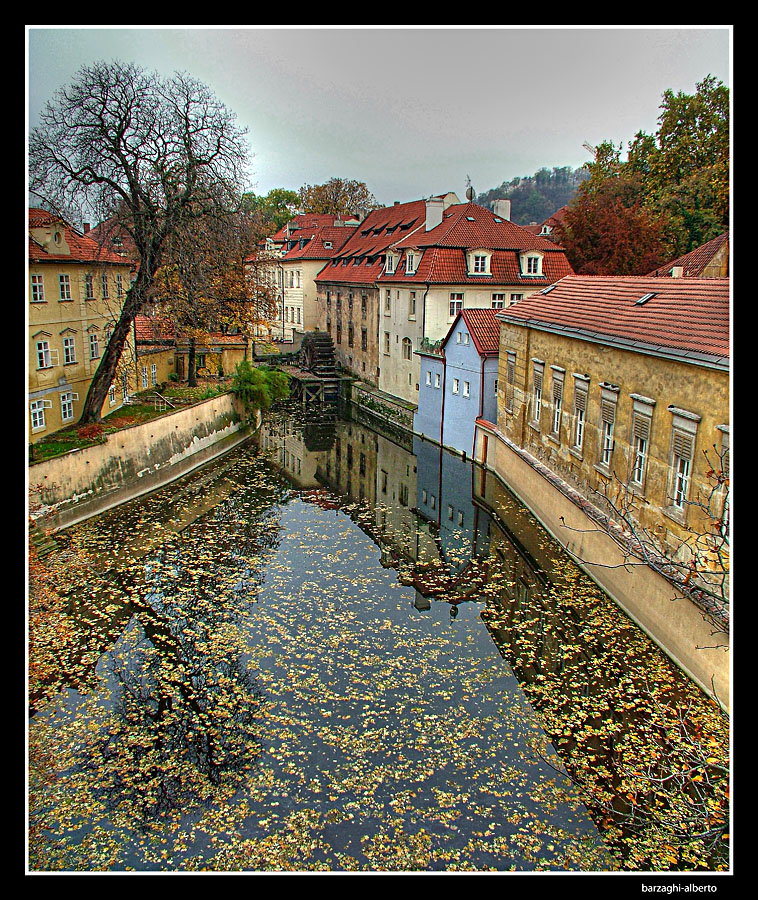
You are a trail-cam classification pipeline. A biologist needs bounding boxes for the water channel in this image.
[28,402,729,873]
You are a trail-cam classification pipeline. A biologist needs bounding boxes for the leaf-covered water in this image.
[28,403,729,872]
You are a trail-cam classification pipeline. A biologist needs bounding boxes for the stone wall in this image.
[29,392,256,530]
[474,418,730,709]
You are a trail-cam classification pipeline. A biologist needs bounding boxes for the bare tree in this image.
[29,60,251,422]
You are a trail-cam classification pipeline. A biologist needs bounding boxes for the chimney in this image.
[493,199,511,221]
[425,197,444,231]
[83,223,91,233]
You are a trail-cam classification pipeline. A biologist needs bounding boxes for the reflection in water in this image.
[28,402,728,872]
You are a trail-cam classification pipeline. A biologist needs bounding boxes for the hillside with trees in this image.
[476,166,589,226]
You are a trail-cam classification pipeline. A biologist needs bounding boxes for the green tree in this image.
[242,188,300,240]
[231,360,290,419]
[29,61,251,423]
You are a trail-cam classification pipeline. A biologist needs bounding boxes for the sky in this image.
[26,25,731,210]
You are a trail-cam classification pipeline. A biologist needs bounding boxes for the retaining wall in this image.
[29,393,257,530]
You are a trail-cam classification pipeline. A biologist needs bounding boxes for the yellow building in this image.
[477,275,729,588]
[28,208,136,443]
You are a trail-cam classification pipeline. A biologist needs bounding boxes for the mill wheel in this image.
[300,331,337,377]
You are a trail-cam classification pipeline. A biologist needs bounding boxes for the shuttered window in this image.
[506,352,516,412]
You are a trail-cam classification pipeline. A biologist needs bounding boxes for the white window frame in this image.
[36,339,58,370]
[667,407,701,514]
[449,293,463,318]
[31,273,45,303]
[491,293,505,309]
[60,391,78,422]
[151,363,157,386]
[63,335,76,365]
[142,366,149,389]
[58,273,71,301]
[116,274,124,298]
[550,367,565,439]
[30,399,52,431]
[84,273,94,300]
[402,337,413,361]
[530,359,545,428]
[101,273,109,298]
[463,380,470,398]
[89,332,100,360]
[598,385,620,471]
[629,394,656,490]
[452,378,460,395]
[572,374,589,454]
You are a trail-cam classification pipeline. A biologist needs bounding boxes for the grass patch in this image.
[29,380,234,463]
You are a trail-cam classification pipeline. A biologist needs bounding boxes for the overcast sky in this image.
[26,25,731,209]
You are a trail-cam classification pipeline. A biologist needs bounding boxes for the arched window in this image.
[402,337,413,360]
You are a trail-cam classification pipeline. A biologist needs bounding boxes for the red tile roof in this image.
[29,208,131,266]
[134,314,248,346]
[278,223,358,261]
[498,275,730,367]
[647,231,729,278]
[445,307,500,356]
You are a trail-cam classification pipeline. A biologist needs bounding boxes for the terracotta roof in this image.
[497,275,730,368]
[278,223,358,261]
[392,201,561,252]
[29,208,131,266]
[134,314,248,346]
[315,197,434,286]
[647,231,729,278]
[444,307,500,356]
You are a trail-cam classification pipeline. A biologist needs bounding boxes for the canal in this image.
[28,402,729,873]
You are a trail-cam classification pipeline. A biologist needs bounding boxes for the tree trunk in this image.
[77,265,154,424]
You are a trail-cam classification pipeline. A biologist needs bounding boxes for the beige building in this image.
[488,275,729,550]
[28,208,136,443]
[472,275,730,700]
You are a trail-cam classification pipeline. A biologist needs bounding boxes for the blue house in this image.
[414,308,500,457]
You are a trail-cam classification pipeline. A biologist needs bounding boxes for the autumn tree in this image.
[556,76,729,273]
[29,60,251,423]
[298,177,378,218]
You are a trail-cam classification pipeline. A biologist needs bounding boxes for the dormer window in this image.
[520,251,544,277]
[385,253,396,274]
[467,249,492,276]
[405,251,417,274]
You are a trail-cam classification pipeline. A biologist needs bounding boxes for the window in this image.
[510,293,523,304]
[31,274,45,303]
[463,381,470,398]
[59,274,71,301]
[406,252,416,274]
[385,254,395,274]
[101,273,109,298]
[384,332,390,354]
[473,254,487,273]
[629,395,655,489]
[505,352,516,413]
[426,370,432,386]
[531,360,545,426]
[361,327,368,351]
[572,377,589,451]
[89,332,100,360]
[361,294,367,319]
[668,408,700,512]
[527,256,539,274]
[452,378,460,395]
[409,292,416,318]
[450,293,463,317]
[85,274,94,300]
[385,290,392,314]
[551,369,564,438]
[121,371,129,401]
[434,372,441,389]
[60,391,75,422]
[30,399,50,431]
[109,385,116,405]
[116,274,124,298]
[348,322,354,347]
[151,364,157,385]
[142,366,149,389]
[402,337,412,360]
[491,294,505,309]
[599,387,619,469]
[36,339,54,369]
